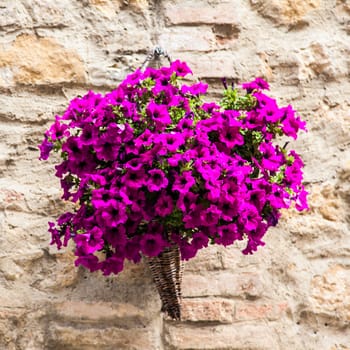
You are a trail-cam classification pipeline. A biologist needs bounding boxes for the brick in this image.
[235,301,288,321]
[181,298,234,323]
[54,300,148,326]
[165,3,240,25]
[178,51,262,80]
[47,323,160,350]
[165,324,279,350]
[182,271,264,299]
[159,27,216,52]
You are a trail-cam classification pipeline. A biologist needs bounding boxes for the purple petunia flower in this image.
[281,105,307,139]
[155,193,174,217]
[179,239,198,261]
[295,189,309,211]
[101,256,124,276]
[122,169,146,189]
[173,171,196,193]
[181,82,208,95]
[140,234,168,257]
[170,60,193,77]
[147,169,168,192]
[146,101,172,129]
[219,124,244,149]
[74,253,100,272]
[200,205,221,227]
[259,142,285,172]
[46,119,69,141]
[242,77,269,91]
[97,200,128,228]
[217,223,240,246]
[74,227,104,255]
[39,137,54,160]
[238,203,261,232]
[157,133,185,153]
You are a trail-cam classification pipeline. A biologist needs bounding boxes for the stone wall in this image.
[0,0,349,349]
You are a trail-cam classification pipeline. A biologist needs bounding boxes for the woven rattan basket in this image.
[146,244,183,320]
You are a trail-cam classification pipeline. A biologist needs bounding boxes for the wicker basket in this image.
[146,244,183,320]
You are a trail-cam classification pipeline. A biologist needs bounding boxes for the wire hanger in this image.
[140,46,172,71]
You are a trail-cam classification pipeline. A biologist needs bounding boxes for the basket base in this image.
[146,245,183,320]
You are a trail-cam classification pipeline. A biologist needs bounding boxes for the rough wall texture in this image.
[0,0,349,349]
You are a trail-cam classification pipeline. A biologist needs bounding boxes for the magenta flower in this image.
[146,101,172,129]
[295,189,309,211]
[94,132,121,162]
[170,60,193,77]
[125,239,142,263]
[155,193,174,217]
[122,169,146,189]
[147,169,168,192]
[179,239,198,260]
[217,223,240,246]
[191,232,209,249]
[219,124,244,148]
[200,205,221,226]
[75,253,100,272]
[39,137,53,160]
[238,203,261,232]
[140,234,168,257]
[135,129,153,148]
[48,222,62,249]
[242,77,269,91]
[177,191,198,213]
[173,171,196,193]
[74,227,104,254]
[259,142,285,172]
[158,133,185,153]
[101,256,124,276]
[97,200,128,228]
[181,82,208,95]
[46,119,69,141]
[268,184,290,209]
[281,105,307,139]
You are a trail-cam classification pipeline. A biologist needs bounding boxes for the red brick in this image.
[181,298,234,323]
[235,301,289,321]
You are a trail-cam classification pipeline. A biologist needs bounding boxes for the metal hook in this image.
[140,46,172,71]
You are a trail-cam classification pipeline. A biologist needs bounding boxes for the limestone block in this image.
[165,2,240,25]
[182,271,265,299]
[46,323,160,350]
[250,0,320,26]
[165,324,279,350]
[0,34,86,87]
[310,264,350,325]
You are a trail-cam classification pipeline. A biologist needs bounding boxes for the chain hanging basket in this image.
[146,243,183,320]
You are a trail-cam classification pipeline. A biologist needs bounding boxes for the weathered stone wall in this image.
[0,0,349,349]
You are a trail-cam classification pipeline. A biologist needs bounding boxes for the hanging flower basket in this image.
[39,50,308,320]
